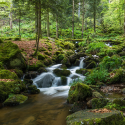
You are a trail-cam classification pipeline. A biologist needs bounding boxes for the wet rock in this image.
[86,60,96,69]
[61,76,67,85]
[53,69,70,77]
[28,85,40,94]
[36,74,55,88]
[74,59,80,66]
[61,57,71,67]
[23,79,33,85]
[66,109,124,125]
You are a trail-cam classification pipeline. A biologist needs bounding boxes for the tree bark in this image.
[19,7,21,39]
[56,15,58,38]
[82,0,84,38]
[39,0,42,38]
[72,0,74,38]
[47,10,50,37]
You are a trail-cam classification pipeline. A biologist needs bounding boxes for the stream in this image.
[0,58,85,125]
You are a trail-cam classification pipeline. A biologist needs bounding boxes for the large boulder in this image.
[92,91,103,98]
[67,83,92,104]
[28,85,40,94]
[0,41,26,70]
[36,73,55,88]
[66,109,125,125]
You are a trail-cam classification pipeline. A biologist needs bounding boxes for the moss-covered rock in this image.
[23,79,33,85]
[14,69,23,78]
[44,51,52,56]
[0,41,26,70]
[66,109,125,125]
[87,98,109,109]
[3,94,28,106]
[38,53,45,60]
[122,88,125,94]
[76,69,91,75]
[28,85,40,94]
[28,61,45,71]
[0,70,18,79]
[61,57,71,67]
[86,60,96,69]
[0,80,26,102]
[53,69,70,77]
[67,83,92,104]
[61,76,67,85]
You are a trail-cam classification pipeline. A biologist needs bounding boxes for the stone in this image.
[66,109,125,125]
[122,88,125,94]
[92,91,103,98]
[36,73,55,88]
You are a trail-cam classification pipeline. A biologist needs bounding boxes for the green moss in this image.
[38,53,45,60]
[39,47,47,51]
[0,41,20,62]
[14,69,23,78]
[67,83,92,104]
[44,51,52,56]
[3,94,28,106]
[53,69,70,77]
[61,76,67,85]
[0,62,4,69]
[0,39,3,43]
[0,70,18,79]
[28,85,40,94]
[57,54,65,62]
[91,98,109,109]
[61,57,71,67]
[0,80,26,102]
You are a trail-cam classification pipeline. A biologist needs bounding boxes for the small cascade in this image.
[79,57,85,68]
[32,57,86,96]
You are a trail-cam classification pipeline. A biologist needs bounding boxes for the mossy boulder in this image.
[0,80,26,102]
[0,41,26,70]
[28,85,40,94]
[92,91,103,98]
[66,109,125,125]
[87,98,109,109]
[14,69,23,78]
[0,70,18,79]
[38,53,45,60]
[24,71,37,79]
[56,54,65,63]
[3,94,28,106]
[44,51,52,56]
[53,69,70,77]
[67,83,92,104]
[61,57,71,67]
[23,79,33,85]
[76,69,91,75]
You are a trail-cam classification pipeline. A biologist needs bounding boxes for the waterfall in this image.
[79,57,85,68]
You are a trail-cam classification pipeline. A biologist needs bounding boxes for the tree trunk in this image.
[56,15,58,38]
[47,10,50,37]
[82,0,84,38]
[10,9,12,29]
[72,0,74,38]
[93,0,96,33]
[39,0,42,38]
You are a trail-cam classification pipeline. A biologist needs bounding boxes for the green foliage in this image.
[84,69,109,85]
[86,42,107,54]
[99,55,122,71]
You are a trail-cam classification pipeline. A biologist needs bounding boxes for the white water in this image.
[32,59,86,96]
[105,43,112,47]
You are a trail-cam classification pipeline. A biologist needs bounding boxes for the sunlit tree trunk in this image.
[124,0,125,35]
[19,7,21,39]
[72,0,74,38]
[47,10,50,37]
[93,0,96,33]
[39,1,42,38]
[10,4,13,29]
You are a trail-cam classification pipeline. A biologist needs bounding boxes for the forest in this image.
[1,0,125,125]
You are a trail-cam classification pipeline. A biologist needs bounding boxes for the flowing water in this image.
[0,59,86,125]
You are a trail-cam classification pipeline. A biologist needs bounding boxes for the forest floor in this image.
[12,39,57,65]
